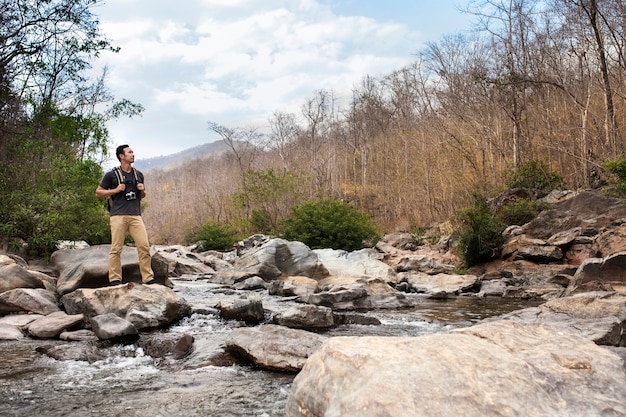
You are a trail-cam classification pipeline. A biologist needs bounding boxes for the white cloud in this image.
[93,0,460,160]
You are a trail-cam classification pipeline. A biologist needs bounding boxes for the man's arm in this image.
[96,183,125,199]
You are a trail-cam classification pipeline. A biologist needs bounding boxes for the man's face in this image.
[121,147,135,163]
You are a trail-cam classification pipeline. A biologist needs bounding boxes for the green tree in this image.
[0,0,142,256]
[454,194,505,267]
[280,199,379,251]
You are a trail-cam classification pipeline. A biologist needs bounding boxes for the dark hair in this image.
[116,144,129,161]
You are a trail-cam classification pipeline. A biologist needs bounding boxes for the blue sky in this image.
[93,0,473,163]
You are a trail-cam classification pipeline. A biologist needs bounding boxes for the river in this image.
[0,278,540,417]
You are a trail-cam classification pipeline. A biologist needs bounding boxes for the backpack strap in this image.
[112,166,124,185]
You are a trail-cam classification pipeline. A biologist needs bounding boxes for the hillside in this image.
[133,140,229,171]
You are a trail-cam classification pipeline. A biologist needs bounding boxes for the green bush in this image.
[454,194,505,267]
[280,199,379,251]
[193,222,239,251]
[498,198,548,226]
[602,156,626,195]
[505,159,564,192]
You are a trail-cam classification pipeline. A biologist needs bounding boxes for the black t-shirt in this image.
[99,167,145,216]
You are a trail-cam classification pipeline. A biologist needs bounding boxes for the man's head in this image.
[116,144,131,162]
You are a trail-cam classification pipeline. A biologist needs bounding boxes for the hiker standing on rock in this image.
[96,144,155,286]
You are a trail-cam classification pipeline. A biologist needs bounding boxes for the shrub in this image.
[602,156,626,195]
[498,198,548,226]
[454,194,505,267]
[193,222,239,251]
[280,199,379,251]
[505,159,564,192]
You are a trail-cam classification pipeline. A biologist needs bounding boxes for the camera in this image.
[125,191,137,201]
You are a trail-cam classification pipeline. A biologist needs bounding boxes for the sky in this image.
[92,0,474,163]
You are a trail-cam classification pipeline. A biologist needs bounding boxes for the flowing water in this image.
[0,278,540,417]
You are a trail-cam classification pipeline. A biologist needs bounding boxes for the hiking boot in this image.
[108,280,122,286]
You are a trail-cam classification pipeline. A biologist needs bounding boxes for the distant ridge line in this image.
[133,140,228,171]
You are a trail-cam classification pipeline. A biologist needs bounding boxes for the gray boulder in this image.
[0,255,49,293]
[27,311,85,339]
[216,294,265,324]
[90,313,138,340]
[274,304,334,329]
[51,245,171,295]
[286,320,626,417]
[0,288,60,315]
[59,283,191,330]
[233,238,329,280]
[225,324,326,372]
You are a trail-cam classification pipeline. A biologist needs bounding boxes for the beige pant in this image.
[109,215,154,283]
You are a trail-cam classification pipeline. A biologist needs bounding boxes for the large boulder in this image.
[0,288,60,315]
[286,320,626,417]
[0,255,49,293]
[567,252,626,293]
[59,283,191,330]
[225,324,326,372]
[51,245,171,295]
[497,291,626,346]
[233,238,329,280]
[304,276,414,310]
[314,248,397,282]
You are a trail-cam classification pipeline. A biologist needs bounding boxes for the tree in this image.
[0,0,142,255]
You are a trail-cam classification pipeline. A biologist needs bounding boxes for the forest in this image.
[1,0,626,254]
[143,0,626,244]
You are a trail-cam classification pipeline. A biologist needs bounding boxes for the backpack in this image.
[107,166,140,212]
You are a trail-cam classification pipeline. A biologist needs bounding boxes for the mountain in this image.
[133,140,229,171]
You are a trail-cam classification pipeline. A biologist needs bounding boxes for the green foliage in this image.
[193,222,240,251]
[497,198,548,226]
[1,158,110,256]
[602,156,626,195]
[0,2,143,257]
[280,199,379,251]
[454,194,505,267]
[505,159,564,192]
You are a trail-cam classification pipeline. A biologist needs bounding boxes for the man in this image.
[96,144,155,286]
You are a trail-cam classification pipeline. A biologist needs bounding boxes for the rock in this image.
[305,277,414,310]
[0,314,44,327]
[501,235,563,263]
[274,305,334,329]
[394,254,456,275]
[286,321,626,417]
[152,245,216,276]
[35,343,109,363]
[233,238,329,280]
[567,252,626,294]
[225,324,326,372]
[400,272,481,296]
[51,245,171,295]
[233,276,266,290]
[171,333,194,359]
[0,323,24,340]
[495,291,626,346]
[90,313,138,340]
[314,248,397,282]
[216,294,265,324]
[59,283,191,330]
[594,222,626,257]
[0,255,47,294]
[0,288,60,315]
[59,329,98,342]
[267,276,319,298]
[27,311,84,339]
